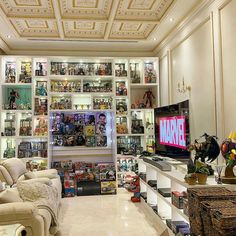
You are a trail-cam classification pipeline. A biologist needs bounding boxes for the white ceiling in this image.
[0,0,202,56]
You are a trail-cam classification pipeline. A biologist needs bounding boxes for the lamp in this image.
[177,77,191,93]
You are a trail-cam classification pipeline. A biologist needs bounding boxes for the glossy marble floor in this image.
[56,188,159,236]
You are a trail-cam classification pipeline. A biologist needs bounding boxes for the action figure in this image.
[8,89,19,109]
[124,175,141,202]
[143,89,155,108]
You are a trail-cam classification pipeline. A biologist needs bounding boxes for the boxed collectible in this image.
[101,181,116,194]
[115,81,127,96]
[147,180,157,188]
[35,61,47,76]
[130,62,141,83]
[172,191,186,209]
[115,63,127,77]
[171,221,189,234]
[144,62,157,83]
[35,81,47,96]
[158,188,171,198]
[3,113,16,136]
[77,181,101,196]
[19,61,32,83]
[5,61,16,83]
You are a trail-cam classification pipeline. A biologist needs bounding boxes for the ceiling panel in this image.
[10,19,59,37]
[59,0,112,20]
[115,0,174,21]
[0,0,202,54]
[0,0,54,18]
[63,20,107,38]
[110,22,156,39]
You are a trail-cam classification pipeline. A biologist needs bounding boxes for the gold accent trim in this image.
[25,20,49,29]
[73,0,98,8]
[14,0,41,7]
[128,0,155,10]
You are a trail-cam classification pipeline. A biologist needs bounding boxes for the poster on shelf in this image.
[96,135,107,147]
[96,113,107,135]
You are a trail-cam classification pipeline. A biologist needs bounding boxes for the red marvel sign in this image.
[159,116,186,149]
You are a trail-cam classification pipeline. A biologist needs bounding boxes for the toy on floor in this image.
[124,175,141,202]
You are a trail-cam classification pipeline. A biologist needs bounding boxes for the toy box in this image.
[101,181,116,194]
[171,191,185,209]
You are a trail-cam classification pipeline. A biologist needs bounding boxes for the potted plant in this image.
[185,173,198,185]
[195,166,210,184]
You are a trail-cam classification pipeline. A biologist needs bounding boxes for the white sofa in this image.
[0,158,62,236]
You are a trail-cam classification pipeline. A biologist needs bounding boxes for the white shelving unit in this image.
[0,56,159,175]
[0,56,49,168]
[137,157,222,233]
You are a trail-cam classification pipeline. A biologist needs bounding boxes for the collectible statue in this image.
[188,133,220,163]
[8,89,19,109]
[143,89,155,108]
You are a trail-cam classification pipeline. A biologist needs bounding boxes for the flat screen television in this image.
[154,100,190,159]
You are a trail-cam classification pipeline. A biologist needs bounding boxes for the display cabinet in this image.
[0,56,159,178]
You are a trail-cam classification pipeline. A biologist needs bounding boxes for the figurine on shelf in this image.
[36,82,47,96]
[124,175,141,202]
[143,89,155,108]
[8,89,19,109]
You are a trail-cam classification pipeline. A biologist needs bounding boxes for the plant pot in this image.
[196,173,208,184]
[187,177,197,185]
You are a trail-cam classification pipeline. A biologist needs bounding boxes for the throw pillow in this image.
[0,188,23,204]
[24,172,36,180]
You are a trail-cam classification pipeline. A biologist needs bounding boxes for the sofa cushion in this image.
[2,158,27,183]
[0,188,23,204]
[24,171,36,180]
[0,166,14,186]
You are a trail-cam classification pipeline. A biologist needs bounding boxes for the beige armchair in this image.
[0,158,62,236]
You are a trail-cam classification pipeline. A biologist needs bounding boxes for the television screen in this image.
[154,100,190,159]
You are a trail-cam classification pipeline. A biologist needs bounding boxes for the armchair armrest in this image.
[0,202,38,223]
[0,203,45,236]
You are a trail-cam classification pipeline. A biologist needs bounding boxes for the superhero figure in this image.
[9,89,19,109]
[143,89,155,108]
[124,175,141,202]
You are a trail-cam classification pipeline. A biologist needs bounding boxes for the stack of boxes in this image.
[52,160,116,197]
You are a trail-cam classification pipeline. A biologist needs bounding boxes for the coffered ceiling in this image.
[0,0,203,55]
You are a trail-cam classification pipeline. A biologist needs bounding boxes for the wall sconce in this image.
[177,77,191,93]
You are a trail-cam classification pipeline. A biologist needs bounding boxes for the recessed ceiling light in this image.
[153,38,157,41]
[170,18,174,22]
[6,35,11,38]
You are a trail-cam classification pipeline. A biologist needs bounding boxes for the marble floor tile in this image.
[57,188,160,236]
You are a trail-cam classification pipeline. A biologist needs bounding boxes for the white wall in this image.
[171,20,216,139]
[160,55,169,106]
[156,0,235,144]
[220,0,236,135]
